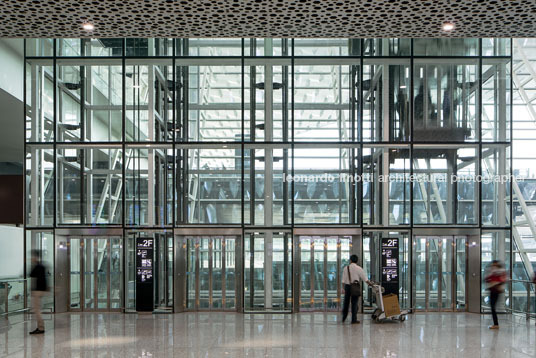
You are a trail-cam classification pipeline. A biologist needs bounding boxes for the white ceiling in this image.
[0,0,534,38]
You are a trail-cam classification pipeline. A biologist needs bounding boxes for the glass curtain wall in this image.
[25,38,512,312]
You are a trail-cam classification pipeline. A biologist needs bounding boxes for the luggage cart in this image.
[370,281,408,323]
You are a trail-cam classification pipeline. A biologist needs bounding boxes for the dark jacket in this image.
[30,263,48,292]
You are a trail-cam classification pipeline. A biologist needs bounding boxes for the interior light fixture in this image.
[82,23,95,31]
[442,22,455,31]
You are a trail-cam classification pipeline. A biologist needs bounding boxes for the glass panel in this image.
[186,237,197,310]
[57,147,123,225]
[326,237,339,310]
[413,61,478,142]
[482,59,511,142]
[212,238,222,309]
[313,237,325,310]
[340,237,351,306]
[455,236,466,310]
[272,234,289,310]
[244,63,291,142]
[58,39,123,57]
[481,231,511,312]
[185,38,242,56]
[293,39,354,56]
[398,233,410,310]
[413,147,478,225]
[184,147,242,224]
[363,60,410,142]
[245,39,289,56]
[25,146,54,226]
[225,237,236,309]
[26,39,54,57]
[482,145,511,226]
[110,238,122,309]
[26,231,54,311]
[413,39,479,56]
[428,237,439,310]
[199,237,210,309]
[243,236,251,309]
[167,236,174,308]
[363,39,411,56]
[441,237,452,310]
[97,238,109,309]
[414,237,426,309]
[155,233,172,311]
[70,238,81,309]
[293,147,351,224]
[57,61,123,142]
[26,59,54,142]
[125,62,173,142]
[84,239,95,309]
[245,147,289,226]
[182,64,242,142]
[482,39,511,57]
[293,62,353,142]
[125,234,136,311]
[300,236,312,310]
[57,39,81,57]
[125,146,173,226]
[363,147,410,225]
[253,236,265,309]
[126,39,173,56]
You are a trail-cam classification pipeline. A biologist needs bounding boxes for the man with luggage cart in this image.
[341,255,372,324]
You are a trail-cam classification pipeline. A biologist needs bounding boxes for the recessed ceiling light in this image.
[442,22,455,31]
[82,23,95,31]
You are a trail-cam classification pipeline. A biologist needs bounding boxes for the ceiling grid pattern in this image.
[0,0,534,38]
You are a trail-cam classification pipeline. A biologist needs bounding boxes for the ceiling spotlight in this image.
[82,23,95,31]
[442,22,455,31]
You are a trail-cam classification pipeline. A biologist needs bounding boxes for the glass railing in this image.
[0,278,29,316]
[509,279,536,320]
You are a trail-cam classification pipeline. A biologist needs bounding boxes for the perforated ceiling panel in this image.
[0,0,534,38]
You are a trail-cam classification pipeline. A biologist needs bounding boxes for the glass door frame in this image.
[293,228,361,313]
[174,227,243,313]
[411,228,476,312]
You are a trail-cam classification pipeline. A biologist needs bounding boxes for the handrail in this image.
[0,278,29,283]
[511,279,535,284]
[508,279,536,323]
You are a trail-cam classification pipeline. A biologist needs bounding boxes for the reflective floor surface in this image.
[1,312,535,357]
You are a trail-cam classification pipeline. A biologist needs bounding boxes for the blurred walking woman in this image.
[485,260,507,330]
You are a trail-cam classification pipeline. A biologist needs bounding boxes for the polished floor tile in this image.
[0,312,534,357]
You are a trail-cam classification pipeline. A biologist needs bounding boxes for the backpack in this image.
[347,265,361,297]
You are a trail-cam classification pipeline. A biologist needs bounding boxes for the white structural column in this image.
[86,66,93,224]
[264,39,274,310]
[147,65,155,226]
[381,62,390,225]
[30,63,39,226]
